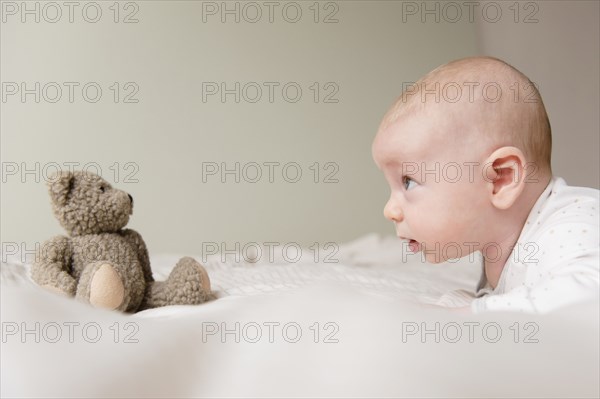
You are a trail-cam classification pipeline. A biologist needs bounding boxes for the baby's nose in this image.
[383,198,403,222]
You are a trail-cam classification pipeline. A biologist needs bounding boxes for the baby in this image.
[372,56,599,313]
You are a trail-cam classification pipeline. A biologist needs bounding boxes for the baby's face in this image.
[372,110,493,263]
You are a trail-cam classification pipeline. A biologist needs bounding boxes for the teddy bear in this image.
[31,170,212,312]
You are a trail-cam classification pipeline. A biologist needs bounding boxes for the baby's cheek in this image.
[417,218,450,247]
[425,203,456,232]
[427,212,470,248]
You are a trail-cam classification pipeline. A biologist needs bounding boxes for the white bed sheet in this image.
[1,234,598,398]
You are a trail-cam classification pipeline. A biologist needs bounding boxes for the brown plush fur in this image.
[31,171,212,312]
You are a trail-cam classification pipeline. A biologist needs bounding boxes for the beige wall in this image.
[1,1,597,257]
[476,0,600,188]
[1,1,478,255]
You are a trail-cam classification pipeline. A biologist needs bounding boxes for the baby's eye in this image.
[402,176,417,190]
[99,186,106,193]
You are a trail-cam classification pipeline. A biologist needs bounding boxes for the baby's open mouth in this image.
[399,237,421,253]
[407,239,421,253]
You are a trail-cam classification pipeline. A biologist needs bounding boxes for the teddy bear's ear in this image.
[47,171,74,207]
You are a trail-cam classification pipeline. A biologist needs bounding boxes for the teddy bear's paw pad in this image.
[89,263,125,310]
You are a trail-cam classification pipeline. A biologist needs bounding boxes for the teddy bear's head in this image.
[48,171,133,235]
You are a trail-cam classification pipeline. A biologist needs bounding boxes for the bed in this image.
[1,234,598,398]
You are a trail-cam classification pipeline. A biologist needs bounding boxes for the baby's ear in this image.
[485,146,526,210]
[47,171,75,207]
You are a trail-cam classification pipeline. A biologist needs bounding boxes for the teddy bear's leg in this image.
[139,257,212,310]
[76,262,126,311]
[140,280,168,309]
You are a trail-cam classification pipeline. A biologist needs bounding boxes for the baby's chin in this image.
[424,253,447,264]
[423,251,463,264]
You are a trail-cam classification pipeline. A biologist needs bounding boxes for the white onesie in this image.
[471,176,599,313]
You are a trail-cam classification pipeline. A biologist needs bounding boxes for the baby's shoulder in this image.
[520,178,598,263]
[535,177,598,231]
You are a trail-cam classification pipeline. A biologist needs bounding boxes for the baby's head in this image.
[372,56,552,263]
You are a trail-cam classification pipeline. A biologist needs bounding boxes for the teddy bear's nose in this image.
[128,194,133,204]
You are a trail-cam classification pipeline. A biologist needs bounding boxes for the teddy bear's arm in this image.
[120,229,154,283]
[31,235,77,295]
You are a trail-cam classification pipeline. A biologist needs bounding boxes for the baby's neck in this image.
[483,229,522,289]
[483,174,552,289]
